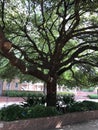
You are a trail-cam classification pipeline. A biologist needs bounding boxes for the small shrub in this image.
[0,105,28,121]
[3,90,43,97]
[22,95,46,107]
[66,101,98,112]
[57,92,73,95]
[82,101,98,110]
[28,105,61,118]
[57,93,75,105]
[66,102,85,112]
[88,87,95,92]
[56,93,75,113]
[63,94,74,104]
[88,94,98,99]
[82,87,95,92]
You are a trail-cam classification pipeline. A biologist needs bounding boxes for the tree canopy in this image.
[0,0,98,106]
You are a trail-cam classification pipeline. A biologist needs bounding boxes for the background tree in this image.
[0,0,98,106]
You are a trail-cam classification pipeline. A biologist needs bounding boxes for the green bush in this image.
[0,105,28,121]
[82,101,98,110]
[62,94,74,104]
[88,94,98,99]
[3,90,43,97]
[66,102,84,112]
[57,93,75,105]
[0,104,61,121]
[22,95,46,107]
[57,92,74,95]
[28,105,60,118]
[56,93,75,113]
[66,101,98,112]
[82,87,95,92]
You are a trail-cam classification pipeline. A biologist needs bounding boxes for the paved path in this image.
[51,120,98,130]
[75,91,97,100]
[0,96,24,109]
[0,96,24,102]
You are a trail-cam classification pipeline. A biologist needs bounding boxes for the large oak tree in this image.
[0,0,98,106]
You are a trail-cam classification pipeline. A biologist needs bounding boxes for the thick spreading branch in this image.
[0,27,49,82]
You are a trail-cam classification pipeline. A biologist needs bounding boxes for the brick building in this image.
[0,78,67,96]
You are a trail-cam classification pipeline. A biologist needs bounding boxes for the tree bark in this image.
[46,77,57,107]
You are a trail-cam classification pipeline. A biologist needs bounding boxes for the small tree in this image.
[0,0,98,106]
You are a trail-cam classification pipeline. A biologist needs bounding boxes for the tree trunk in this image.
[46,77,57,107]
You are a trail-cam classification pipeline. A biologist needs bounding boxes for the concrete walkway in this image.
[0,97,24,109]
[0,101,22,109]
[51,120,98,130]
